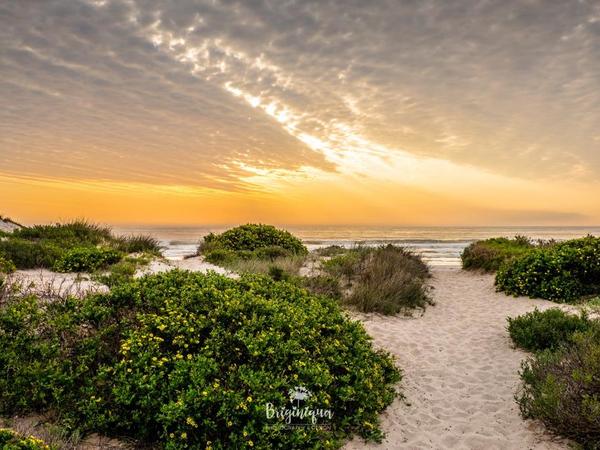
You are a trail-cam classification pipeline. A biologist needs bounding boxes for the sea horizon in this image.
[113,224,600,265]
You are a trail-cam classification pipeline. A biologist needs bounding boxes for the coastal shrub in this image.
[0,428,51,450]
[0,255,16,274]
[302,275,342,300]
[200,224,307,255]
[114,234,161,254]
[517,328,600,449]
[323,245,431,314]
[508,309,595,352]
[0,239,63,269]
[53,247,122,273]
[0,270,401,448]
[461,236,534,272]
[496,236,600,302]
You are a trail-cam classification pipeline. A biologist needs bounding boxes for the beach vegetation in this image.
[517,327,600,449]
[0,428,52,450]
[461,236,534,272]
[199,224,308,257]
[0,270,401,449]
[496,236,600,302]
[322,245,431,315]
[0,255,16,274]
[0,220,160,272]
[507,308,595,352]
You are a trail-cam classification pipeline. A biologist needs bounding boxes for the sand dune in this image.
[345,267,571,450]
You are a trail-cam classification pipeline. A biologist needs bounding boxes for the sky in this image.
[1,0,599,226]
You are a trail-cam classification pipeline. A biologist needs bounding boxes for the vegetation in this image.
[200,224,308,258]
[0,270,401,449]
[0,256,16,274]
[509,309,600,448]
[0,428,51,450]
[0,220,160,272]
[461,236,534,272]
[322,245,431,315]
[496,236,600,302]
[507,308,595,352]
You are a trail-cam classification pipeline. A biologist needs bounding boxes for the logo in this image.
[265,386,334,429]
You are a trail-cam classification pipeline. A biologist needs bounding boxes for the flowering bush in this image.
[0,270,401,449]
[496,236,600,302]
[0,428,51,450]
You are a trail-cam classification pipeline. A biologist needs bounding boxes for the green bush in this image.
[461,236,534,272]
[0,255,16,274]
[200,224,307,256]
[496,236,600,302]
[0,270,401,448]
[323,245,431,315]
[517,328,600,449]
[53,247,123,273]
[302,275,342,300]
[508,309,595,352]
[0,428,51,450]
[0,239,63,269]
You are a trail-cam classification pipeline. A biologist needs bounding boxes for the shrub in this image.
[302,275,342,300]
[508,309,595,352]
[0,428,51,450]
[461,236,534,272]
[114,234,161,254]
[323,245,431,315]
[0,239,63,269]
[200,224,307,255]
[496,236,600,302]
[517,328,600,449]
[0,270,401,448]
[53,247,123,273]
[0,255,16,274]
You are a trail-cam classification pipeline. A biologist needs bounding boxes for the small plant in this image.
[508,309,595,352]
[517,328,600,449]
[53,247,122,273]
[0,428,52,450]
[0,255,16,274]
[302,275,342,300]
[461,236,534,272]
[114,234,161,254]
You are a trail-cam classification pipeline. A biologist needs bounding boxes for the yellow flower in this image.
[180,432,187,439]
[246,396,252,403]
[186,417,198,428]
[248,440,254,447]
[202,391,208,396]
[243,431,248,437]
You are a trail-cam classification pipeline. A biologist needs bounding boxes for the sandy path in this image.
[346,267,571,450]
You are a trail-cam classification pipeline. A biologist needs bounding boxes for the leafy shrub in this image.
[200,224,307,255]
[92,258,138,287]
[508,309,595,352]
[461,236,534,272]
[0,255,16,274]
[323,245,431,315]
[0,239,63,269]
[517,328,600,449]
[496,236,600,302]
[0,428,51,450]
[53,247,123,273]
[0,270,401,448]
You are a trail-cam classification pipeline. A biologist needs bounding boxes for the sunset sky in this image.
[1,0,600,226]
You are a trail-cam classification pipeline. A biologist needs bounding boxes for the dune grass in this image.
[0,220,161,272]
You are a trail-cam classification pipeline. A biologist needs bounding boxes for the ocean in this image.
[113,226,600,267]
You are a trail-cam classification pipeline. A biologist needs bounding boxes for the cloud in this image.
[1,0,599,197]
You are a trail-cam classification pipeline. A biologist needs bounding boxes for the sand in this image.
[345,267,572,450]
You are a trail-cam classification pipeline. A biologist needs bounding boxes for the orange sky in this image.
[1,0,599,226]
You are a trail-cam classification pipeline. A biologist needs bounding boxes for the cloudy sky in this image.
[1,0,599,225]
